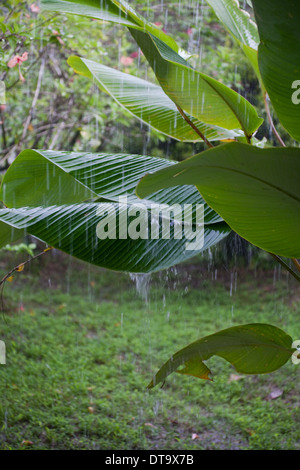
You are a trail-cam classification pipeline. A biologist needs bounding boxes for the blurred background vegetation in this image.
[1,0,291,165]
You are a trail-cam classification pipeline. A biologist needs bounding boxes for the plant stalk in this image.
[263,93,286,147]
[269,253,300,283]
[176,104,214,149]
[292,258,300,273]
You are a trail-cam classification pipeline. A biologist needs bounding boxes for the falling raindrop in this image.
[129,273,151,303]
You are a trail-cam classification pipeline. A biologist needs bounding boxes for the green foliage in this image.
[0,0,266,159]
[0,220,24,249]
[68,56,244,142]
[252,0,300,141]
[1,0,299,386]
[206,0,259,49]
[148,324,294,388]
[0,0,174,162]
[204,0,263,87]
[1,242,36,256]
[137,143,300,258]
[130,28,263,137]
[0,148,229,271]
[41,0,180,51]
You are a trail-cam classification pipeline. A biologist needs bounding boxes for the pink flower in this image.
[51,30,64,45]
[187,28,193,35]
[8,52,28,68]
[30,3,40,13]
[7,52,28,82]
[8,56,20,68]
[120,56,134,66]
[130,51,139,59]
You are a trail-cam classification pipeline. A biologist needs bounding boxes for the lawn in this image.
[0,251,299,450]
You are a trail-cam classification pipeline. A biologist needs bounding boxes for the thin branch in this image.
[12,15,59,38]
[2,55,45,162]
[269,253,300,283]
[175,104,214,148]
[0,247,53,288]
[0,143,17,157]
[3,6,17,23]
[0,247,53,311]
[0,108,7,149]
[263,92,285,147]
[20,56,45,142]
[49,122,65,150]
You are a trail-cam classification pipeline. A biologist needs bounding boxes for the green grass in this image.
[0,252,299,450]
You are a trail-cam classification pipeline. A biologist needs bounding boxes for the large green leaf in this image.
[68,56,244,142]
[137,142,300,258]
[42,0,263,139]
[148,323,294,388]
[206,0,259,49]
[205,0,262,86]
[0,205,229,273]
[41,0,179,52]
[0,150,230,273]
[252,0,300,141]
[130,29,263,138]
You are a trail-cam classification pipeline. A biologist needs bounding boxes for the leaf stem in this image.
[292,258,300,273]
[263,93,286,147]
[269,253,300,283]
[244,133,252,145]
[175,104,214,148]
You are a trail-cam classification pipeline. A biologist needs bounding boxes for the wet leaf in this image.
[43,0,263,139]
[41,0,179,52]
[130,29,263,137]
[69,56,244,143]
[147,323,294,388]
[252,0,300,141]
[137,142,300,258]
[206,0,259,49]
[177,357,212,381]
[205,0,263,87]
[0,149,230,273]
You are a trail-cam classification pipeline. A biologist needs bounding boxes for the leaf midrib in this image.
[177,164,300,204]
[149,33,253,135]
